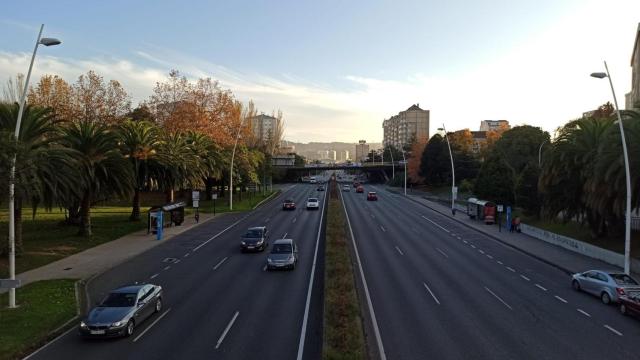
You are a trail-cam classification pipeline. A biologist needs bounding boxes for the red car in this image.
[620,291,640,318]
[367,192,378,201]
[356,186,364,193]
[282,199,296,210]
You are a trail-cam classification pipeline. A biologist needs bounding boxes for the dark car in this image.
[367,192,378,201]
[619,291,640,318]
[241,226,269,252]
[79,284,163,338]
[356,186,364,193]
[283,199,296,210]
[266,239,298,270]
[317,185,325,191]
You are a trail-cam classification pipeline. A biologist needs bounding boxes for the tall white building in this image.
[382,104,430,149]
[249,114,276,142]
[355,140,369,162]
[479,120,510,132]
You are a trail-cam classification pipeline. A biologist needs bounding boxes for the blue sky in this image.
[1,0,639,142]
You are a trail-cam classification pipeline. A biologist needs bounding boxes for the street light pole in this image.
[388,147,395,179]
[591,61,632,274]
[8,24,60,308]
[538,140,548,167]
[439,125,456,215]
[401,150,407,196]
[229,118,246,211]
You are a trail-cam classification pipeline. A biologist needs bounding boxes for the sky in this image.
[1,0,639,143]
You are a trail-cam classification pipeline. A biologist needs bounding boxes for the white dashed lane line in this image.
[395,246,404,256]
[184,253,190,258]
[604,325,623,336]
[213,257,229,271]
[435,248,449,259]
[554,295,568,303]
[535,284,548,292]
[478,249,485,254]
[150,273,159,279]
[380,225,387,232]
[215,311,240,349]
[133,308,172,343]
[506,267,516,273]
[485,286,513,310]
[497,260,504,265]
[577,309,591,317]
[471,244,477,249]
[486,254,493,259]
[163,266,171,271]
[423,282,441,305]
[520,275,530,281]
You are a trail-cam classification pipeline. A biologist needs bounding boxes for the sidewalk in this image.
[1,212,221,294]
[383,186,640,278]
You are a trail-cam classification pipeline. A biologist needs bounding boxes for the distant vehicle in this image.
[241,226,269,252]
[317,185,325,191]
[283,199,296,210]
[310,177,317,184]
[353,181,360,188]
[367,192,378,201]
[619,291,640,318]
[79,284,163,338]
[571,270,640,304]
[266,239,298,270]
[306,198,319,210]
[356,186,364,193]
[343,184,350,192]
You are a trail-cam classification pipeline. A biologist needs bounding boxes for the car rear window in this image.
[610,274,639,285]
[272,244,293,254]
[101,292,137,307]
[245,229,262,238]
[308,198,318,202]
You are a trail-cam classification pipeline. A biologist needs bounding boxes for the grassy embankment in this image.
[323,180,366,359]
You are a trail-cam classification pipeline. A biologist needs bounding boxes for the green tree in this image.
[419,134,450,186]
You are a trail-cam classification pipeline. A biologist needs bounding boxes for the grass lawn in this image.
[0,207,149,278]
[0,279,77,360]
[185,191,277,215]
[324,182,365,360]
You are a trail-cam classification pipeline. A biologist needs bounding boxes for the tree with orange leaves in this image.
[407,138,427,183]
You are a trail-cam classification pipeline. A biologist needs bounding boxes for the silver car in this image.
[79,284,163,338]
[266,239,298,270]
[571,270,640,304]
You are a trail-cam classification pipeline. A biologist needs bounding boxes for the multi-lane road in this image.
[341,183,640,360]
[25,177,640,360]
[27,182,328,360]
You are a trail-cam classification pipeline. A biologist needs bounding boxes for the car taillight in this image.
[616,288,625,295]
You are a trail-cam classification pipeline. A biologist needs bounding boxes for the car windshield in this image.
[244,229,262,238]
[308,199,318,202]
[100,292,137,307]
[284,199,293,203]
[610,273,639,285]
[271,243,293,254]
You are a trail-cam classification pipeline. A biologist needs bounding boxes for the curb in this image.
[252,189,282,210]
[385,187,574,275]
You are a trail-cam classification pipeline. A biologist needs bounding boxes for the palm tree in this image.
[155,131,206,203]
[118,120,161,221]
[60,121,132,236]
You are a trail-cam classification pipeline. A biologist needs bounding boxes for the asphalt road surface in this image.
[27,183,327,360]
[341,183,640,360]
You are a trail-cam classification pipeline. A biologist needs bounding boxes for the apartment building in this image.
[382,104,430,149]
[479,120,510,132]
[249,114,276,142]
[355,140,369,162]
[626,23,640,110]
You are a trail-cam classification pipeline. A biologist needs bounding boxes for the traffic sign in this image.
[192,190,200,201]
[211,194,218,200]
[497,204,504,212]
[0,279,21,289]
[193,200,199,208]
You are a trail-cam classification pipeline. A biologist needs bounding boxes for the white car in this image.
[343,184,350,192]
[306,198,319,210]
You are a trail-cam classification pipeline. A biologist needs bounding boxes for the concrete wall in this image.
[521,223,640,273]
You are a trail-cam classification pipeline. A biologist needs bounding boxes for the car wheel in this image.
[155,298,162,313]
[571,280,581,291]
[125,320,135,337]
[601,292,611,305]
[620,304,627,315]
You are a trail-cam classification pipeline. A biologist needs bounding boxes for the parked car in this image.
[619,291,640,318]
[79,284,163,338]
[266,239,298,270]
[571,270,640,304]
[240,226,269,252]
[367,192,378,201]
[306,198,319,210]
[282,199,296,210]
[343,184,350,192]
[317,185,325,191]
[356,186,364,193]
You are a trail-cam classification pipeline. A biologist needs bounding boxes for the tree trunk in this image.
[79,190,92,236]
[66,202,82,225]
[130,188,141,221]
[14,196,23,254]
[165,189,174,203]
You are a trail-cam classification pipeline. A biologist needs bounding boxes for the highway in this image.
[341,183,640,360]
[27,182,327,360]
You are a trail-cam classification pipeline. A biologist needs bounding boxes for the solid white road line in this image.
[435,248,449,258]
[485,287,513,310]
[213,257,229,271]
[164,266,171,271]
[420,215,450,233]
[337,189,387,360]
[520,275,530,281]
[380,225,387,232]
[133,308,172,342]
[395,246,404,256]
[577,309,591,317]
[604,325,623,336]
[150,273,159,279]
[535,284,548,292]
[554,295,568,303]
[193,214,252,251]
[22,326,77,360]
[423,282,441,305]
[297,186,329,360]
[215,311,240,349]
[506,267,516,273]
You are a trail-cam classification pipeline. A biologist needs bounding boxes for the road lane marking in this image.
[535,284,548,291]
[395,246,404,256]
[506,267,516,272]
[150,273,159,279]
[293,217,297,223]
[604,325,623,336]
[463,240,468,244]
[380,225,387,232]
[420,215,450,233]
[520,275,530,281]
[436,248,449,258]
[184,253,190,258]
[297,187,331,360]
[194,213,252,251]
[497,260,504,265]
[265,217,270,223]
[423,282,441,305]
[133,308,172,342]
[262,264,268,271]
[577,309,591,317]
[554,295,568,303]
[338,189,387,360]
[282,232,288,239]
[22,325,77,359]
[484,287,513,310]
[213,257,229,270]
[163,266,171,271]
[215,311,240,349]
[486,254,493,259]
[471,244,476,249]
[370,213,375,219]
[479,249,485,254]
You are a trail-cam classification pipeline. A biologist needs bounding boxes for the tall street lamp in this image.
[388,146,395,179]
[229,117,246,211]
[401,149,407,195]
[591,61,632,275]
[538,140,548,167]
[8,24,61,308]
[438,125,456,215]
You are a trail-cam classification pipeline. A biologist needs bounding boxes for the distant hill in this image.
[283,141,382,161]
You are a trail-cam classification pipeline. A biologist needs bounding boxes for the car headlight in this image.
[241,241,246,245]
[80,321,88,329]
[111,321,123,327]
[288,256,295,263]
[267,258,273,263]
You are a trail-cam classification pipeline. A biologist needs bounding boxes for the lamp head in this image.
[590,72,607,79]
[40,38,61,46]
